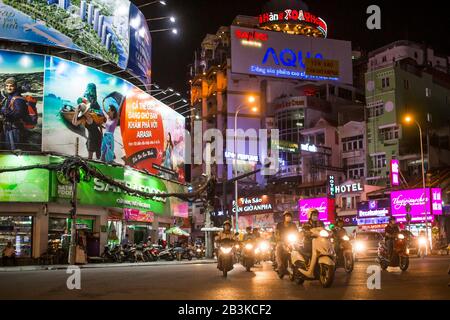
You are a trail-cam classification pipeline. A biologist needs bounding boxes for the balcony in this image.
[342,149,363,159]
[276,165,303,178]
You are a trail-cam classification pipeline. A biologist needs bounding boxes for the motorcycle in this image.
[217,238,236,277]
[277,233,298,279]
[143,244,159,262]
[377,233,409,271]
[241,240,256,272]
[334,234,354,273]
[256,240,271,263]
[174,247,193,261]
[195,245,205,259]
[101,245,120,263]
[289,228,336,288]
[418,236,427,258]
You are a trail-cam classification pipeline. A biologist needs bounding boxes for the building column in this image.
[151,217,159,243]
[33,205,49,259]
[97,213,108,251]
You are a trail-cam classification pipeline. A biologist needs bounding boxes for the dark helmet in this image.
[307,208,319,220]
[389,217,396,223]
[283,211,293,218]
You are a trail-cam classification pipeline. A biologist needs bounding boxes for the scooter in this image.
[289,228,336,288]
[101,245,117,262]
[217,238,235,277]
[377,232,409,271]
[256,240,271,263]
[143,244,159,261]
[158,247,175,261]
[195,245,205,259]
[241,240,256,272]
[418,236,427,258]
[334,234,354,273]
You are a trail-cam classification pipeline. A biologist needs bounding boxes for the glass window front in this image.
[0,216,33,258]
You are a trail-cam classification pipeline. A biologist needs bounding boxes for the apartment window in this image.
[381,77,390,88]
[347,163,365,179]
[316,133,325,145]
[342,135,364,152]
[379,126,400,141]
[382,56,387,62]
[414,52,418,59]
[372,154,387,169]
[368,103,384,118]
[426,88,431,97]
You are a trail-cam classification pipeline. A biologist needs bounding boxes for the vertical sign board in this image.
[390,159,400,186]
[327,175,336,199]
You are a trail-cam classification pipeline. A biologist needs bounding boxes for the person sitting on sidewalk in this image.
[2,242,17,266]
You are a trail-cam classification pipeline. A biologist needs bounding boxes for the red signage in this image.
[235,29,269,42]
[124,209,154,223]
[258,9,328,36]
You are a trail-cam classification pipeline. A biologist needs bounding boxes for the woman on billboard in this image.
[71,102,103,160]
[101,102,119,163]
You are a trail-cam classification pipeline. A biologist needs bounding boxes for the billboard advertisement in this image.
[299,197,335,223]
[0,1,151,85]
[0,50,44,151]
[0,155,50,202]
[390,188,443,222]
[231,26,353,84]
[357,199,390,218]
[54,160,187,217]
[42,55,185,183]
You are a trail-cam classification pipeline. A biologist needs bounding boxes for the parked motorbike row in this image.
[217,227,411,288]
[101,243,205,263]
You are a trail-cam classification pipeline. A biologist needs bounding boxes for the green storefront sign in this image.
[0,155,50,202]
[52,159,185,217]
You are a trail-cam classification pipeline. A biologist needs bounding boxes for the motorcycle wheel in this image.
[319,264,335,288]
[399,256,409,271]
[187,255,192,261]
[223,269,228,277]
[344,253,354,273]
[380,259,389,270]
[177,253,182,261]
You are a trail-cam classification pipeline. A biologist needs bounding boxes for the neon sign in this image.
[390,159,400,186]
[235,30,268,42]
[262,48,323,69]
[259,9,328,37]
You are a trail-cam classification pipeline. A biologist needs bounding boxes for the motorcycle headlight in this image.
[319,230,329,238]
[259,241,269,251]
[234,244,240,249]
[287,233,298,244]
[342,235,350,241]
[245,243,253,250]
[355,241,365,253]
[398,234,405,240]
[196,248,201,253]
[220,247,232,254]
[419,238,427,245]
[255,248,260,254]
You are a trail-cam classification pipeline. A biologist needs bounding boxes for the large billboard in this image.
[299,197,335,223]
[0,50,44,151]
[390,188,443,223]
[42,55,185,183]
[53,160,187,216]
[0,0,151,85]
[231,26,353,84]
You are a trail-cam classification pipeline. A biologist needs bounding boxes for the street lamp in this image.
[403,114,430,248]
[138,1,166,8]
[233,95,257,232]
[146,16,176,23]
[160,91,181,102]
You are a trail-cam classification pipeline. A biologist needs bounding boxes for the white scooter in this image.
[289,228,336,288]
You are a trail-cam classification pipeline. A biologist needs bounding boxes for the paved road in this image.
[0,257,449,300]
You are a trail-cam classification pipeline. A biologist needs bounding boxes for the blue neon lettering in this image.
[280,49,297,67]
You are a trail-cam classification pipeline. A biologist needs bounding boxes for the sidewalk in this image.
[0,259,217,272]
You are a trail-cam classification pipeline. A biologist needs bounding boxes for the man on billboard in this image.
[0,77,29,150]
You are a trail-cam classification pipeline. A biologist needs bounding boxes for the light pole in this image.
[150,28,178,34]
[404,115,430,248]
[233,96,257,233]
[138,1,167,9]
[146,16,176,23]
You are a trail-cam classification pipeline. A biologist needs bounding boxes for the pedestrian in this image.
[121,234,130,247]
[2,241,17,266]
[0,77,28,150]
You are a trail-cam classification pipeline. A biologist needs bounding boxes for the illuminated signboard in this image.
[305,58,339,78]
[328,175,336,199]
[231,26,353,84]
[334,182,364,195]
[258,9,328,38]
[357,200,390,218]
[231,196,273,215]
[301,143,317,153]
[299,198,335,223]
[390,159,400,186]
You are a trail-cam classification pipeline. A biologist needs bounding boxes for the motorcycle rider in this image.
[332,218,347,255]
[215,220,236,270]
[385,217,400,258]
[243,227,254,241]
[301,209,325,258]
[275,211,298,276]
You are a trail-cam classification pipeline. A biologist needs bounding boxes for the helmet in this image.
[307,208,319,220]
[223,220,232,227]
[389,217,396,223]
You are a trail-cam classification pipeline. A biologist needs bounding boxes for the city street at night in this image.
[0,257,449,300]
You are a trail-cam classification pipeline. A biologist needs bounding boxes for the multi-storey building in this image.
[365,40,450,186]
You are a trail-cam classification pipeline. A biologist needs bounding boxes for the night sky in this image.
[135,0,450,97]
